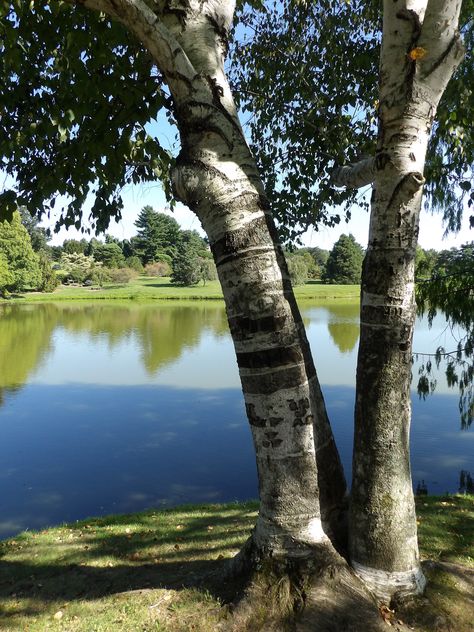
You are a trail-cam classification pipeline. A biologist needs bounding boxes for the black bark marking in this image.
[211,216,272,263]
[237,345,303,369]
[375,152,391,171]
[246,403,266,427]
[288,397,313,427]
[228,314,287,337]
[395,8,422,40]
[270,417,283,427]
[264,431,279,441]
[240,365,309,395]
[422,34,463,79]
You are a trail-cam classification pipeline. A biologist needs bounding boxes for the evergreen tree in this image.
[134,206,182,264]
[19,206,49,252]
[323,234,364,285]
[0,211,41,293]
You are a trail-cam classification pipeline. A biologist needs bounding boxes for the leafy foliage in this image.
[171,230,214,286]
[424,0,474,232]
[230,0,379,242]
[0,1,172,231]
[286,253,309,286]
[416,243,474,428]
[0,211,41,293]
[230,0,473,242]
[37,251,59,292]
[92,242,126,268]
[18,206,49,252]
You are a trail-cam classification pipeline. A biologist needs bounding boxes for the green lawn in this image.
[5,277,360,303]
[0,496,472,631]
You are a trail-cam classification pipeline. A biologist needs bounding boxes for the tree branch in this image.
[331,157,375,189]
[72,0,199,97]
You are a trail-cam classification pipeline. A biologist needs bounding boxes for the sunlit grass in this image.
[6,277,360,303]
[0,497,472,631]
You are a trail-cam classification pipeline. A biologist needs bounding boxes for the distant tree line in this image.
[0,205,216,296]
[285,233,364,286]
[0,206,470,299]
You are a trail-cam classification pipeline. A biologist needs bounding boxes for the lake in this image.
[0,300,472,539]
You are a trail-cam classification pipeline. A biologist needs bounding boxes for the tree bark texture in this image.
[75,0,347,556]
[349,0,464,601]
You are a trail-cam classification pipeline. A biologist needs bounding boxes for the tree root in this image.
[213,539,417,631]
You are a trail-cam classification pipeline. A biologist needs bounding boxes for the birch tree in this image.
[1,0,470,622]
[0,0,348,584]
[333,0,465,600]
[232,0,469,603]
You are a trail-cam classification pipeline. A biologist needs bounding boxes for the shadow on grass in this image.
[0,506,257,618]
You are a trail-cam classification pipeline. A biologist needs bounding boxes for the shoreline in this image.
[1,277,361,304]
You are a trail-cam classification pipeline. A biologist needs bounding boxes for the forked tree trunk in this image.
[77,0,347,558]
[336,0,464,602]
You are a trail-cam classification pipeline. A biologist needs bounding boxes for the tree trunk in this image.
[78,0,347,557]
[349,0,464,602]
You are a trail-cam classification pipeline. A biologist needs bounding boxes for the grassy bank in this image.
[0,496,472,631]
[4,277,360,303]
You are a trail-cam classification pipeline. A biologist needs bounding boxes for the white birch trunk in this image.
[349,0,464,602]
[74,0,347,557]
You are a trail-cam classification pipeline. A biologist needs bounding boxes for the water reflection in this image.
[325,302,360,353]
[0,304,55,404]
[0,300,472,539]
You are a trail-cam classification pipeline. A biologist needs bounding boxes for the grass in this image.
[0,496,472,631]
[3,277,360,304]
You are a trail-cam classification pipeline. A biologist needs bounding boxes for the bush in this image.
[38,252,59,292]
[144,261,171,277]
[125,256,144,273]
[287,255,309,286]
[106,268,139,284]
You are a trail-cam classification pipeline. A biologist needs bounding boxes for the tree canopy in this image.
[1,1,472,240]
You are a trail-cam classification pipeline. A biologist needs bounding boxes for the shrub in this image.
[144,261,171,277]
[125,256,144,273]
[106,267,138,284]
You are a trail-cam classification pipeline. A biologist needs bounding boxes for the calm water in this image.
[0,300,472,539]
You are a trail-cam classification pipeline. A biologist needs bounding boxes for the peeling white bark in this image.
[332,157,375,189]
[352,562,426,604]
[348,0,464,600]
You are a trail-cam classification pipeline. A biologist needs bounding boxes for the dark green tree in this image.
[19,206,49,252]
[62,238,88,255]
[93,242,126,268]
[170,230,212,286]
[134,206,182,264]
[322,234,364,284]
